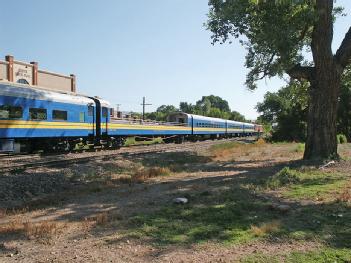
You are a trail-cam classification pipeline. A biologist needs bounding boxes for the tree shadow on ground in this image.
[0,150,350,252]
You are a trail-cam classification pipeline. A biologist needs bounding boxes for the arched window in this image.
[17,79,30,85]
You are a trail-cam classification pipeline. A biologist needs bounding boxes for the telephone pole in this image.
[141,97,152,120]
[115,104,121,118]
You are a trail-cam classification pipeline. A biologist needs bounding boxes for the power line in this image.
[141,96,152,120]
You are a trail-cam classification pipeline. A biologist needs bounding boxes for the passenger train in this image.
[0,81,263,153]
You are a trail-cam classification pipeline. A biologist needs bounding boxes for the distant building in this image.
[0,55,76,93]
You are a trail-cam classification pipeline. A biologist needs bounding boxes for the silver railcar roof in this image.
[0,81,110,107]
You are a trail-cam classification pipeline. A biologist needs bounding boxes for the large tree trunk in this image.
[303,0,341,160]
[304,68,341,160]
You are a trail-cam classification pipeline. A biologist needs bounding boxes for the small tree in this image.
[207,0,351,159]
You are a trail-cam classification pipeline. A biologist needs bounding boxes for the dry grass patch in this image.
[0,220,62,240]
[211,140,267,161]
[250,220,281,237]
[337,189,351,203]
[83,211,122,228]
[132,167,171,183]
[23,221,59,239]
[0,208,7,218]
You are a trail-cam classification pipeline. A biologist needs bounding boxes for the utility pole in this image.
[115,104,121,118]
[141,97,152,120]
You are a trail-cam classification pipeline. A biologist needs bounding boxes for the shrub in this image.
[294,143,305,153]
[267,167,300,189]
[337,134,348,144]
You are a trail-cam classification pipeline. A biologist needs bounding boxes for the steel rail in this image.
[0,138,255,172]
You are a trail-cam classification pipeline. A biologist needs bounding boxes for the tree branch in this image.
[287,64,315,81]
[335,26,351,68]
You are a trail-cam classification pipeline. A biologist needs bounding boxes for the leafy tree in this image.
[207,0,351,159]
[337,66,351,140]
[229,110,246,122]
[256,81,308,142]
[196,95,231,112]
[195,97,212,115]
[145,105,179,121]
[179,102,195,113]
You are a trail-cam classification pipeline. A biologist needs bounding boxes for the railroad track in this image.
[0,137,256,172]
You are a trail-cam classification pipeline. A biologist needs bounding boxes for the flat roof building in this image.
[0,55,76,94]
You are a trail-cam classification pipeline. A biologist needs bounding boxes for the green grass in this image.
[241,248,351,263]
[268,168,349,200]
[210,141,241,152]
[266,167,301,189]
[113,161,351,252]
[294,143,305,153]
[124,190,280,245]
[124,137,163,146]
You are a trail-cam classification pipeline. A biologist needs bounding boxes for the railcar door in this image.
[88,97,101,139]
[102,107,108,135]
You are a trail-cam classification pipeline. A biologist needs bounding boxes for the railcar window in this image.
[29,108,47,120]
[0,105,23,119]
[79,112,85,122]
[88,106,94,116]
[53,110,67,121]
[102,107,108,118]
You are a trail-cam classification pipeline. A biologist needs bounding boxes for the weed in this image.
[132,167,171,183]
[0,208,7,218]
[95,212,109,225]
[337,134,348,144]
[0,220,59,240]
[0,220,24,235]
[337,189,351,203]
[23,221,58,239]
[250,220,281,237]
[294,143,305,153]
[255,138,266,146]
[266,167,300,189]
[124,137,163,147]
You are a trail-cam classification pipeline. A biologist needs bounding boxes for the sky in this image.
[0,0,350,120]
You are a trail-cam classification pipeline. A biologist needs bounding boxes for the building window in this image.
[29,108,47,120]
[0,105,23,119]
[53,110,67,121]
[17,79,30,85]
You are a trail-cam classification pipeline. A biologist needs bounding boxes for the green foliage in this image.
[294,143,305,153]
[145,105,179,121]
[266,167,300,189]
[256,81,308,142]
[337,134,348,144]
[179,95,246,121]
[257,68,351,143]
[207,0,319,89]
[338,66,351,141]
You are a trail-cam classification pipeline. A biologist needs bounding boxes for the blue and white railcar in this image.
[108,119,191,136]
[226,120,244,136]
[243,123,255,135]
[0,81,109,151]
[167,112,226,136]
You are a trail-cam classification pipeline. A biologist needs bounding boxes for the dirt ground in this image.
[0,141,350,262]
